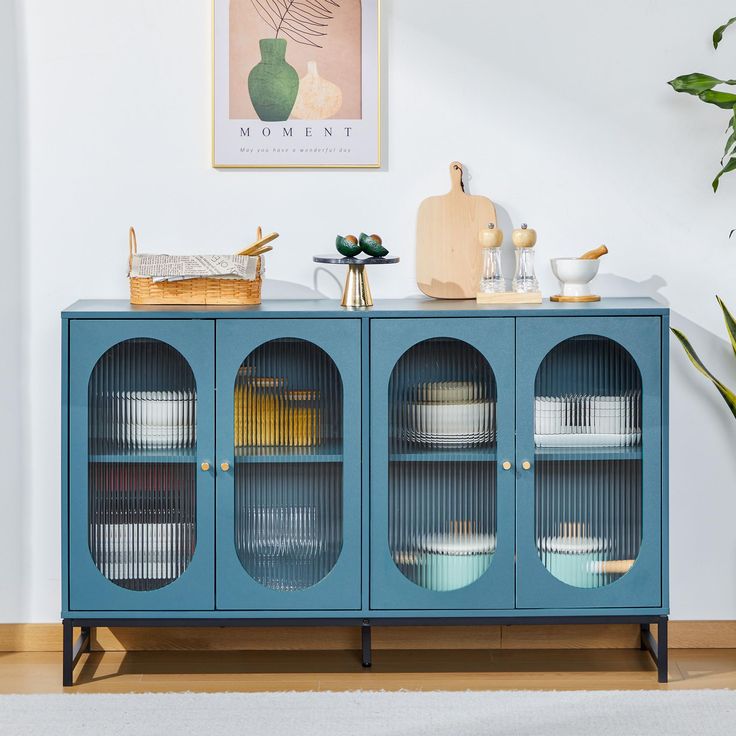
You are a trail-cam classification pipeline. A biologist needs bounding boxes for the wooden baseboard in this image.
[499,624,641,649]
[0,625,62,652]
[666,621,736,649]
[2,622,736,652]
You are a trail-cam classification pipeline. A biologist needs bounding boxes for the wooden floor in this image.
[0,649,734,693]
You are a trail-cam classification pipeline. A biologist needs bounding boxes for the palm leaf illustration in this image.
[251,0,340,48]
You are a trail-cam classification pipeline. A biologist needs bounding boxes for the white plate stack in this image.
[404,381,495,447]
[107,390,197,449]
[534,392,640,447]
[92,522,194,581]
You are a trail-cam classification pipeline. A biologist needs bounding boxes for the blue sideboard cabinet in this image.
[61,298,669,684]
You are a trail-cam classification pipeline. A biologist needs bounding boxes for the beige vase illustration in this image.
[291,62,343,120]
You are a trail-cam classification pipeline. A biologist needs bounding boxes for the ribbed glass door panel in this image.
[534,335,642,588]
[88,339,197,591]
[234,339,343,591]
[389,339,497,592]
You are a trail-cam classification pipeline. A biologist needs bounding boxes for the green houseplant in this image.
[669,17,736,192]
[671,297,736,419]
[670,19,736,413]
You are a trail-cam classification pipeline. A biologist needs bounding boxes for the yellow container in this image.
[285,390,321,447]
[234,377,321,448]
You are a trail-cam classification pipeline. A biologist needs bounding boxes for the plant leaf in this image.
[671,327,736,419]
[281,28,320,46]
[712,156,736,191]
[251,0,278,30]
[304,0,338,12]
[269,0,339,46]
[287,7,328,26]
[724,134,736,163]
[698,89,736,109]
[280,21,326,37]
[281,18,325,32]
[668,73,736,95]
[724,110,736,162]
[717,296,736,358]
[295,2,332,19]
[265,0,284,16]
[714,17,736,48]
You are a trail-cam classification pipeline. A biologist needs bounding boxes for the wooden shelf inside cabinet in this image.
[534,446,642,461]
[89,448,196,464]
[390,447,497,463]
[234,440,343,464]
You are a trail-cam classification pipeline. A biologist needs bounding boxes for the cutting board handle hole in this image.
[450,161,465,193]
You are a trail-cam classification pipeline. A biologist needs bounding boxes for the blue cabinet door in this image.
[215,319,362,610]
[68,320,215,611]
[515,317,662,609]
[370,318,516,610]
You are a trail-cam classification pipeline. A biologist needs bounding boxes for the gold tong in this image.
[238,226,279,257]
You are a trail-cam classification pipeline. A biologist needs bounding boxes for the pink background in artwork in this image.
[229,0,362,120]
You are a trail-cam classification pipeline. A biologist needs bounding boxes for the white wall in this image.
[1,0,27,621]
[5,0,736,622]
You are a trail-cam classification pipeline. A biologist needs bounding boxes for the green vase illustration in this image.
[248,39,299,122]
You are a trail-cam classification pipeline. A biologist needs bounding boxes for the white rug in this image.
[1,691,734,736]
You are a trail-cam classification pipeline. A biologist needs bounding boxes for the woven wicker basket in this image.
[128,228,262,305]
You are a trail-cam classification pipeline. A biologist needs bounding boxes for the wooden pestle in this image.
[579,245,608,260]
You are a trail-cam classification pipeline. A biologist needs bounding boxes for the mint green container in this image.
[422,552,494,591]
[539,535,606,589]
[419,534,497,592]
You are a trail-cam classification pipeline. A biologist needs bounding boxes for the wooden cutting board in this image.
[416,162,497,299]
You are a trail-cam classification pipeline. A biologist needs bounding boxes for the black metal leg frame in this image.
[62,615,668,686]
[62,621,92,687]
[640,616,669,684]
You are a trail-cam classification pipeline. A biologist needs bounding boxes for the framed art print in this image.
[213,0,380,168]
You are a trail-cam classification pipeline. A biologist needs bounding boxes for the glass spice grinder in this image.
[512,223,539,293]
[479,223,505,293]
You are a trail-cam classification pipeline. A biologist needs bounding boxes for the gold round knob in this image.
[200,462,210,472]
[220,462,231,472]
[502,461,512,471]
[522,460,532,471]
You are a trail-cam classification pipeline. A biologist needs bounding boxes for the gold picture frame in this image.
[212,0,381,169]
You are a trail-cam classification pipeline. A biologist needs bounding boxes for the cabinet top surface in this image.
[62,297,668,319]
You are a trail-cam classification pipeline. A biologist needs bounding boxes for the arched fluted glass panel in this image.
[389,339,497,592]
[234,339,343,591]
[534,335,642,588]
[88,339,197,591]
